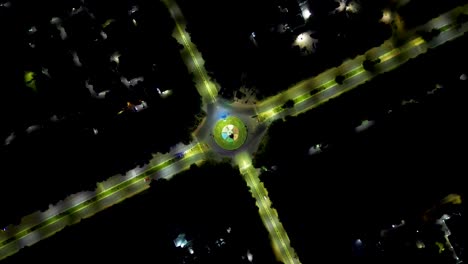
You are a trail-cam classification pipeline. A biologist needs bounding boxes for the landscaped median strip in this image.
[235,153,300,264]
[258,78,340,122]
[0,176,141,248]
[379,48,400,63]
[161,0,218,103]
[439,24,453,32]
[257,105,284,122]
[293,79,337,105]
[0,143,208,250]
[343,66,365,79]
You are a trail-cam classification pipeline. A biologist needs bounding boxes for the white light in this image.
[189,248,194,254]
[441,214,450,220]
[28,26,37,34]
[72,52,82,67]
[251,32,256,38]
[333,0,359,14]
[416,241,425,249]
[110,52,120,64]
[346,3,357,12]
[4,132,15,145]
[50,115,59,122]
[297,34,304,43]
[460,73,467,81]
[336,0,346,12]
[294,31,318,54]
[100,31,107,40]
[128,77,144,86]
[129,6,138,15]
[247,250,253,262]
[0,2,11,8]
[42,67,50,77]
[161,89,172,98]
[174,233,188,248]
[308,144,321,155]
[26,125,40,134]
[132,19,137,26]
[50,17,61,25]
[302,8,311,20]
[71,6,83,15]
[381,10,392,24]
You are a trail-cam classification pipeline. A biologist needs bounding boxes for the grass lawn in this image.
[213,116,247,150]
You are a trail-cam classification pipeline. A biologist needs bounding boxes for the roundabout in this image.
[213,116,247,150]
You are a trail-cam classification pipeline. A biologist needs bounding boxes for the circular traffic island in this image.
[213,116,247,150]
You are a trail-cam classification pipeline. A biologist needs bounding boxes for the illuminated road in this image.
[2,2,468,262]
[255,4,468,122]
[193,99,268,158]
[235,153,300,264]
[0,142,209,261]
[161,0,218,104]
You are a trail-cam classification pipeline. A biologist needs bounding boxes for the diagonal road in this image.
[162,1,302,261]
[0,142,209,261]
[235,153,300,264]
[2,2,468,262]
[161,0,218,104]
[255,4,468,122]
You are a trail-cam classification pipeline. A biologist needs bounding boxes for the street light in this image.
[302,8,311,20]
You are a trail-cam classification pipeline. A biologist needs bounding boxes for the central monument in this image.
[213,116,247,150]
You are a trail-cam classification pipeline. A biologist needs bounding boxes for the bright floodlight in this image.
[381,9,392,24]
[161,89,172,98]
[296,33,305,43]
[302,8,311,20]
[294,31,317,54]
[335,0,346,12]
[247,250,253,262]
[174,233,188,248]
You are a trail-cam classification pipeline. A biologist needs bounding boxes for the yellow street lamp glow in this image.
[409,37,425,47]
[380,9,392,24]
[379,48,400,63]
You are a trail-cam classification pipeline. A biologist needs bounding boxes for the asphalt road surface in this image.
[2,2,468,261]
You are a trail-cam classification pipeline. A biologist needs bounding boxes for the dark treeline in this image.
[3,162,277,264]
[399,0,467,29]
[0,0,201,227]
[177,0,392,98]
[253,28,468,263]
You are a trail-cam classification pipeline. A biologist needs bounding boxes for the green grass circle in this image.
[213,116,247,150]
